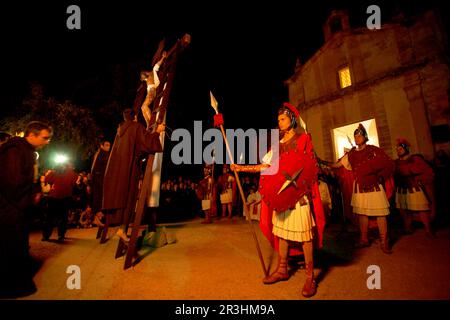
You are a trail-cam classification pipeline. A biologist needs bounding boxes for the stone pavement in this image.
[20,217,450,300]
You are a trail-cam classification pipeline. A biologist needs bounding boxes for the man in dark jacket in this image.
[0,121,52,298]
[102,109,165,241]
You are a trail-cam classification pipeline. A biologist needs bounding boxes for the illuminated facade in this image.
[286,9,449,161]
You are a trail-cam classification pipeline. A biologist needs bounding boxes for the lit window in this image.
[338,67,352,88]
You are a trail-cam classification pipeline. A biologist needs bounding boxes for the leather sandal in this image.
[380,234,392,254]
[263,270,289,284]
[301,262,317,298]
[380,241,392,254]
[302,275,317,298]
[263,259,289,285]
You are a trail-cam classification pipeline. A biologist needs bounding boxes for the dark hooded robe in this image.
[0,137,39,297]
[102,120,163,226]
[90,148,110,213]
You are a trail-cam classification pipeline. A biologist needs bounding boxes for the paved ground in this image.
[21,217,450,300]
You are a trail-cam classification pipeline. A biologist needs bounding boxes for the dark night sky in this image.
[1,0,447,177]
[1,0,332,130]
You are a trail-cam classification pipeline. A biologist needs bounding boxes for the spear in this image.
[210,91,268,277]
[347,135,354,147]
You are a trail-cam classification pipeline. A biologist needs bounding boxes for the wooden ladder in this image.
[115,34,191,270]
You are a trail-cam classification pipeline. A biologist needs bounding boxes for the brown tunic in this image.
[0,137,39,296]
[90,148,110,213]
[102,120,162,225]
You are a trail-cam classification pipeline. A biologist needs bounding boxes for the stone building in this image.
[286,9,449,161]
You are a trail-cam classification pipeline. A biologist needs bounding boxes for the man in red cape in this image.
[232,102,325,298]
[330,124,395,254]
[332,149,395,229]
[394,137,435,235]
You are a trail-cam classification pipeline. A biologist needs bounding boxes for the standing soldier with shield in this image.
[232,102,325,298]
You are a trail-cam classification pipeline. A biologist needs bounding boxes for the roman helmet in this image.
[354,123,369,142]
[396,137,411,155]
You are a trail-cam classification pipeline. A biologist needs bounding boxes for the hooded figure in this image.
[91,140,111,215]
[0,121,52,298]
[102,109,163,226]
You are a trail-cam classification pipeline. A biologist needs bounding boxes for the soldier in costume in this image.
[333,124,395,254]
[246,185,262,221]
[217,164,236,219]
[232,103,325,298]
[394,138,435,236]
[197,164,217,224]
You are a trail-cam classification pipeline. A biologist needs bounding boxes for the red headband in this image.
[282,102,299,118]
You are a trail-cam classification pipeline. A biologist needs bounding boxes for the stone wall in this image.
[288,10,449,160]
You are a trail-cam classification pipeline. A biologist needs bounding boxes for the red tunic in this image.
[347,145,395,193]
[45,167,78,199]
[197,175,217,215]
[217,173,236,205]
[395,154,434,191]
